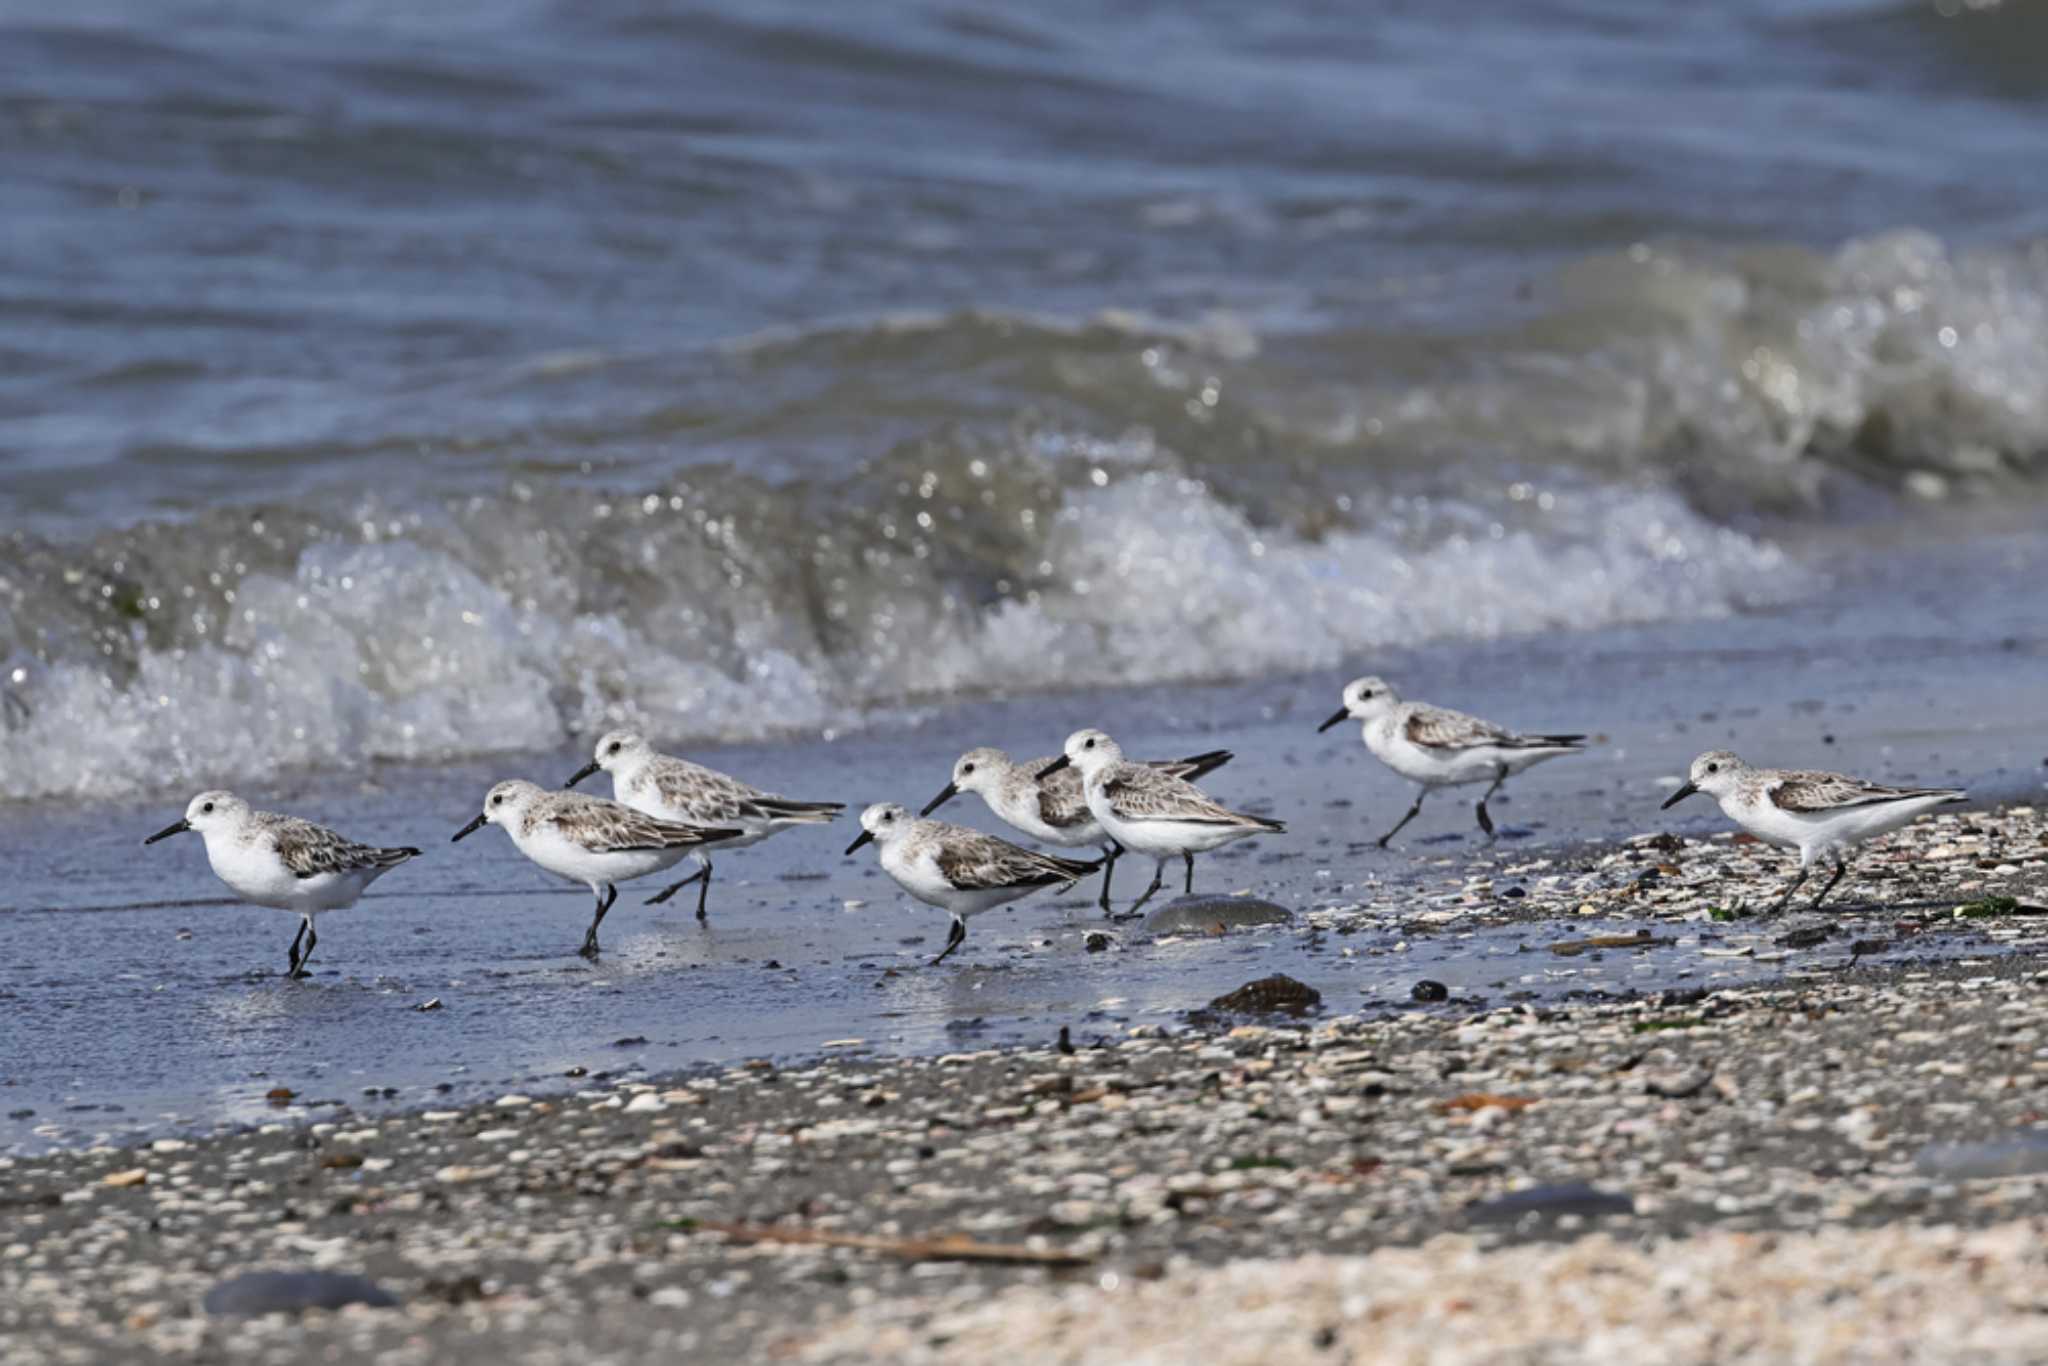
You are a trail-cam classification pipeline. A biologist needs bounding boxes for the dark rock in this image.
[1777,925,1833,949]
[1465,1182,1634,1226]
[203,1270,398,1317]
[1207,974,1321,1016]
[1410,980,1449,1003]
[1141,895,1293,937]
[1083,931,1113,953]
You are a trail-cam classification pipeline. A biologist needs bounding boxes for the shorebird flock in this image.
[142,676,1969,977]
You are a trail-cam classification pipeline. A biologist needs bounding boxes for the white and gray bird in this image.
[144,791,419,980]
[844,802,1100,965]
[452,779,740,958]
[1318,676,1584,846]
[918,744,1232,914]
[1661,750,1967,913]
[1039,729,1283,915]
[565,729,842,920]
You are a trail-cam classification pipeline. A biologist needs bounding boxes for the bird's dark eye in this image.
[202,802,214,814]
[1706,763,1718,773]
[962,763,975,774]
[608,742,620,754]
[491,794,504,806]
[1362,689,1374,699]
[1084,739,1095,748]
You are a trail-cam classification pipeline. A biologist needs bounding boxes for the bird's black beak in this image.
[919,782,958,817]
[452,813,488,842]
[1317,707,1350,733]
[143,818,191,846]
[1036,756,1071,778]
[1660,780,1699,811]
[565,761,600,788]
[845,830,875,855]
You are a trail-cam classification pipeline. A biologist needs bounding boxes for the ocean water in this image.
[3,0,2047,801]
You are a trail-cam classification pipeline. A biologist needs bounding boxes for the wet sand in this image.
[1,532,2043,1153]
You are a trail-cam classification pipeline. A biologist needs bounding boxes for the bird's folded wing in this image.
[936,832,1080,889]
[1768,772,1947,812]
[1033,763,1094,829]
[550,800,722,852]
[1402,706,1517,751]
[269,819,411,878]
[1100,770,1242,825]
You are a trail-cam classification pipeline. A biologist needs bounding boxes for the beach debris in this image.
[1549,930,1673,956]
[1411,980,1450,1003]
[103,1169,147,1188]
[1142,895,1293,936]
[1914,1131,2048,1181]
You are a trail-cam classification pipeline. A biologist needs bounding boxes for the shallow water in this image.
[3,532,2041,1152]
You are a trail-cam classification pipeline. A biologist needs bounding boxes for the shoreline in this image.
[4,806,2047,1362]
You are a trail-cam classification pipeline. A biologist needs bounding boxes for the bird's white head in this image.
[1319,675,1399,732]
[847,801,912,855]
[145,790,249,845]
[568,728,653,787]
[1057,727,1123,778]
[454,779,547,841]
[949,747,1010,796]
[1662,750,1746,810]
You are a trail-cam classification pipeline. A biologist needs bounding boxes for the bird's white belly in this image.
[1367,729,1494,788]
[882,847,1027,917]
[989,790,1101,848]
[517,827,688,888]
[206,841,311,911]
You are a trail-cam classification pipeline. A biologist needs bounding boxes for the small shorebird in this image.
[452,780,740,957]
[144,791,419,980]
[1318,676,1584,846]
[918,744,1232,913]
[1661,750,1967,912]
[844,803,1100,965]
[1040,729,1283,915]
[565,730,842,920]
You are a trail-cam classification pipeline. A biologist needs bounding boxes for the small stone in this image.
[624,1093,667,1114]
[1411,980,1449,1004]
[413,998,443,1012]
[103,1169,147,1188]
[1084,932,1113,953]
[1914,1131,2048,1180]
[265,1088,296,1106]
[203,1270,398,1316]
[1207,975,1320,1016]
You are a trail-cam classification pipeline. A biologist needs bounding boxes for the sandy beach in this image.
[4,803,2044,1363]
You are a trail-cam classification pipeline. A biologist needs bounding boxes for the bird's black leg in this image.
[286,918,308,978]
[1127,860,1168,914]
[694,859,715,921]
[1475,767,1507,838]
[582,883,618,958]
[930,915,968,967]
[294,920,318,979]
[1809,855,1849,912]
[645,862,708,907]
[1096,841,1122,916]
[1767,866,1810,915]
[1376,790,1427,848]
[1182,850,1195,895]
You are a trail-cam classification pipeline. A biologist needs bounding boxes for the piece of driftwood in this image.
[696,1221,1093,1267]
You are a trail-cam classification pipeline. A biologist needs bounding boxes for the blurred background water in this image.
[2,0,2045,799]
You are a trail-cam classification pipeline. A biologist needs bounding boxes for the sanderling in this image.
[144,791,420,980]
[844,802,1100,965]
[565,729,843,920]
[918,745,1233,913]
[1661,750,1967,912]
[1318,676,1584,846]
[1039,729,1283,915]
[452,779,740,958]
